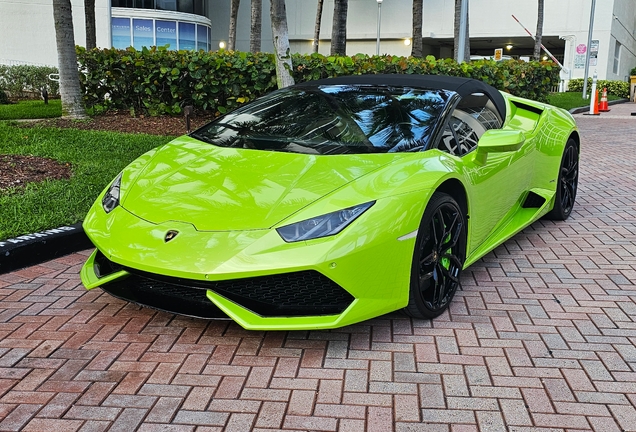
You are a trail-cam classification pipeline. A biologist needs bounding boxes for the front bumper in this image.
[81,198,420,330]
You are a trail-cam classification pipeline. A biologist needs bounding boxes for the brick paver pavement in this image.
[1,103,636,431]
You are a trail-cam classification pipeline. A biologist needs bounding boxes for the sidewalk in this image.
[0,104,635,431]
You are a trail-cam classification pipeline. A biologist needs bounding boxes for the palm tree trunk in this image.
[534,0,544,60]
[84,0,96,49]
[330,0,348,56]
[228,0,241,51]
[52,0,86,119]
[411,0,423,58]
[250,0,262,53]
[270,0,294,88]
[312,0,325,54]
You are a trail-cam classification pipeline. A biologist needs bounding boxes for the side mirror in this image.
[474,129,525,164]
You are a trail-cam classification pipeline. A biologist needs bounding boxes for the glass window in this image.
[156,20,177,50]
[197,25,208,51]
[441,116,480,156]
[192,85,454,155]
[178,0,194,13]
[111,0,130,7]
[111,17,131,49]
[613,40,621,74]
[193,0,205,15]
[133,0,154,8]
[156,0,177,11]
[132,18,154,49]
[178,22,196,50]
[438,93,501,157]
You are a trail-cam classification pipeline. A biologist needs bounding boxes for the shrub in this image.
[567,78,629,98]
[0,88,9,105]
[630,66,636,76]
[76,46,560,116]
[0,64,60,99]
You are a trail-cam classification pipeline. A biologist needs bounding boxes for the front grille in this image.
[125,268,355,317]
[206,271,354,317]
[101,274,230,319]
[95,252,355,318]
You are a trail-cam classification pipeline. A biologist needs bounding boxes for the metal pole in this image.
[588,71,598,114]
[457,0,468,63]
[582,0,596,99]
[376,0,383,55]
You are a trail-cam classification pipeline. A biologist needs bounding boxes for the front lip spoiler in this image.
[100,275,232,320]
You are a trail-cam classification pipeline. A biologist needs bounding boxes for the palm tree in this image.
[84,0,96,49]
[330,0,348,56]
[228,0,241,51]
[312,0,325,54]
[411,0,423,57]
[453,0,470,62]
[270,0,294,88]
[250,0,262,53]
[534,0,544,60]
[52,0,86,118]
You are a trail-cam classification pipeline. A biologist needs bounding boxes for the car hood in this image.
[121,136,399,231]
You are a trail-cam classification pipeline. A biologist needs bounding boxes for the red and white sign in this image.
[576,44,587,54]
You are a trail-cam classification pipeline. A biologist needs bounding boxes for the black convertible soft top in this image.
[303,74,507,120]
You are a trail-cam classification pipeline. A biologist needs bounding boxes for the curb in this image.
[0,222,93,274]
[569,98,629,114]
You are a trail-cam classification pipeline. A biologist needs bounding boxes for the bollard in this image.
[588,71,599,116]
[184,105,194,133]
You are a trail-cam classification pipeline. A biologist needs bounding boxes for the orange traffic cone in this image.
[598,87,611,112]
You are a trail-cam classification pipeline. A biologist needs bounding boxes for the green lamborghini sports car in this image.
[81,74,579,330]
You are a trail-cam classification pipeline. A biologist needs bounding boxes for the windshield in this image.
[191,85,455,155]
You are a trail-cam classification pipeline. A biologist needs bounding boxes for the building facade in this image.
[1,0,634,82]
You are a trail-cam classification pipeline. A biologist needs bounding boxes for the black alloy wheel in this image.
[545,139,579,220]
[404,192,467,319]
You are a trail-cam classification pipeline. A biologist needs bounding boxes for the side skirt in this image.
[464,188,555,268]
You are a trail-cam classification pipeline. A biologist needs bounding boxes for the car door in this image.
[438,98,533,253]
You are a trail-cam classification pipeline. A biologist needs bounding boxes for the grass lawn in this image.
[0,122,172,240]
[548,91,622,111]
[0,99,63,120]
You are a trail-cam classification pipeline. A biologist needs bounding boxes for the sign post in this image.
[582,0,597,99]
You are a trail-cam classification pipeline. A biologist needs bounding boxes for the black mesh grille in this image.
[206,271,354,316]
[101,274,230,319]
[96,253,354,318]
[126,268,354,317]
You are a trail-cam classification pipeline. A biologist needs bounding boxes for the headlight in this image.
[277,201,375,242]
[102,173,122,214]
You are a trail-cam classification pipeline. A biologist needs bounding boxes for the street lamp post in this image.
[582,0,597,99]
[376,0,383,55]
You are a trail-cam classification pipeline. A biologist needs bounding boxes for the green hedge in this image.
[0,64,60,99]
[76,46,559,116]
[567,78,629,98]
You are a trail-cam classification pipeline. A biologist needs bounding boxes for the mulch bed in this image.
[37,111,215,137]
[0,154,72,191]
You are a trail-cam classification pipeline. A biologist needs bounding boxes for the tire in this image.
[404,192,467,319]
[545,139,579,221]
